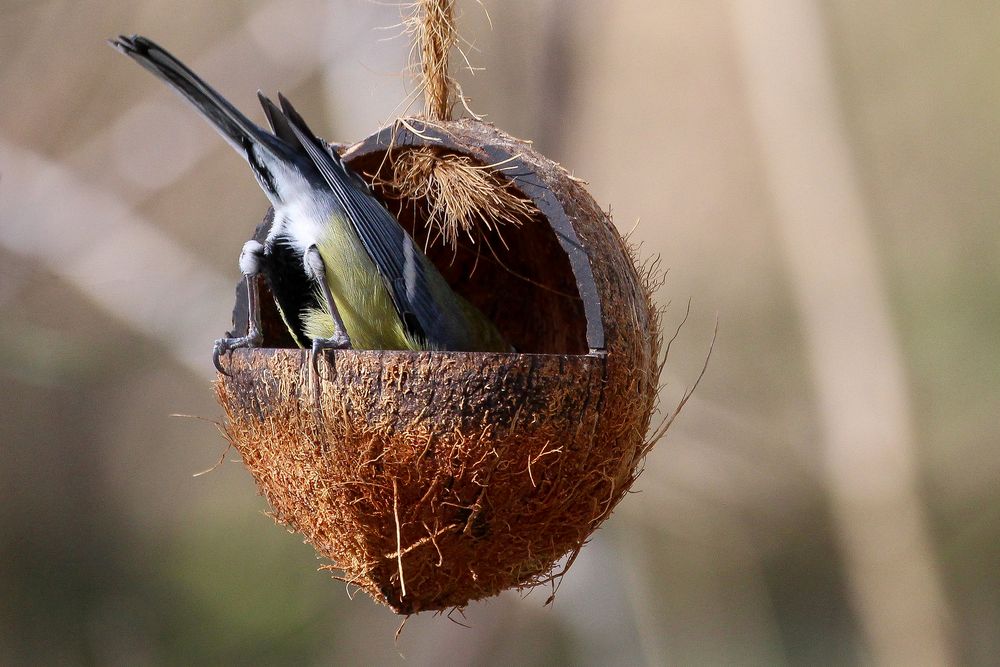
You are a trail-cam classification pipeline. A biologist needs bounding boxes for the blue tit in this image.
[110,36,510,373]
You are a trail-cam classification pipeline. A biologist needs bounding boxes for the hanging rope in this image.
[390,1,534,249]
[410,0,458,120]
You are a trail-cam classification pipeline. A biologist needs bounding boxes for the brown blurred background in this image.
[1,1,998,664]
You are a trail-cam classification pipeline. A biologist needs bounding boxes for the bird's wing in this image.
[276,95,444,345]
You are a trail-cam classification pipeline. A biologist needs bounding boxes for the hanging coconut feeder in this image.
[214,2,665,615]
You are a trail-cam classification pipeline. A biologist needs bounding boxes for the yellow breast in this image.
[301,232,419,351]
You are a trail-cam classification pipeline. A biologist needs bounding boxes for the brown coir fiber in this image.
[375,145,534,250]
[214,118,663,614]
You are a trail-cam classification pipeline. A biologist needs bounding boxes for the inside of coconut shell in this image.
[229,144,589,355]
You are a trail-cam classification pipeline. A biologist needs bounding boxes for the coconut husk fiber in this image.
[214,118,663,614]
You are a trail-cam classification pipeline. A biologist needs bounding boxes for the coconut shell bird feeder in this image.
[214,2,664,615]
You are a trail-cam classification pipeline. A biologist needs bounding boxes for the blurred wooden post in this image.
[731,2,955,664]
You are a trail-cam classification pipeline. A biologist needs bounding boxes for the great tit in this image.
[110,35,510,373]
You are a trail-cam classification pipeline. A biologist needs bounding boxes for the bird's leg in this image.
[304,244,351,376]
[213,241,266,375]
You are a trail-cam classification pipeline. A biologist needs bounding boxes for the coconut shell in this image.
[215,118,660,613]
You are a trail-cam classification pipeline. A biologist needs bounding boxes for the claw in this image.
[212,330,263,376]
[309,332,352,378]
[213,339,231,376]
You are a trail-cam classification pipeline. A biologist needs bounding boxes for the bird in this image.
[109,35,510,373]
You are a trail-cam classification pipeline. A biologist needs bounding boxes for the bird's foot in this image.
[309,333,352,378]
[213,330,263,376]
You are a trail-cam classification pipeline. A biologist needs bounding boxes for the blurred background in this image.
[1,0,997,664]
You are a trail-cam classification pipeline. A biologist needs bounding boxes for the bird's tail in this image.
[110,35,297,197]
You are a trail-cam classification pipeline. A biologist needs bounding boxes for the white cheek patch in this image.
[239,240,265,275]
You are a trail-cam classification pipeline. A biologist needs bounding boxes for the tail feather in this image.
[257,91,300,147]
[110,36,295,180]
